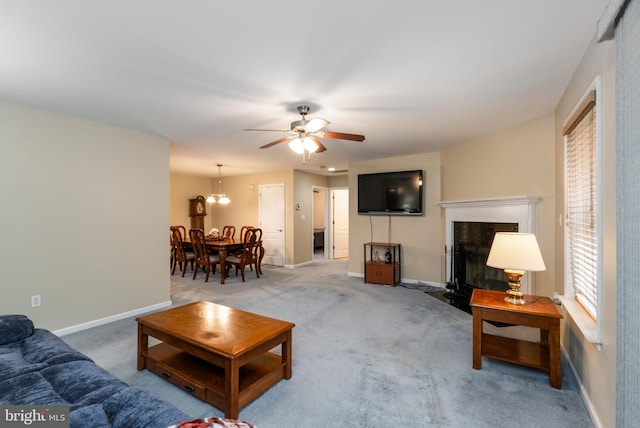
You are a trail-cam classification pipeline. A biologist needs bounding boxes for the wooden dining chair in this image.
[237,226,263,275]
[251,227,264,275]
[171,226,195,277]
[239,226,254,241]
[225,228,259,282]
[222,225,236,240]
[190,228,220,282]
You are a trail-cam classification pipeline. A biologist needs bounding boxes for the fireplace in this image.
[450,221,517,297]
[439,196,541,300]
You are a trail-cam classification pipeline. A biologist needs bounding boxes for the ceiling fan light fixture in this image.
[303,137,319,153]
[288,138,305,154]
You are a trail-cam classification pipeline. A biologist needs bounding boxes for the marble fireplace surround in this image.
[439,196,541,296]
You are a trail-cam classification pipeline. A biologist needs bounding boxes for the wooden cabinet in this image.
[364,242,401,286]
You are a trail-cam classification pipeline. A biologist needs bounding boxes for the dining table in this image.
[204,237,263,284]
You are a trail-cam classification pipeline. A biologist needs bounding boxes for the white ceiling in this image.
[1,1,609,177]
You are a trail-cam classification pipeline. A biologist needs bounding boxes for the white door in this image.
[332,189,349,259]
[259,184,285,266]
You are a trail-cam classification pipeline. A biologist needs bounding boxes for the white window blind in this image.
[564,90,598,320]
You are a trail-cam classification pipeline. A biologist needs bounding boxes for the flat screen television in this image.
[358,170,424,216]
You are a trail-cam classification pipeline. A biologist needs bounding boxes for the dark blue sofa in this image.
[0,314,190,428]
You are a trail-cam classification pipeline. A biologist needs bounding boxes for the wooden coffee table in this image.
[136,301,295,419]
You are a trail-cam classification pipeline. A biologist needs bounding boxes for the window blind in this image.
[564,90,598,319]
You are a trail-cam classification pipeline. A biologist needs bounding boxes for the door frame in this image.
[312,185,329,259]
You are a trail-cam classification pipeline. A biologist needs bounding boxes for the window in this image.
[563,79,602,346]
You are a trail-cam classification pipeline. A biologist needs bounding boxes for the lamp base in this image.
[504,290,525,305]
[503,269,526,305]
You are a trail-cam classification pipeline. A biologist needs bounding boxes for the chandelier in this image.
[206,164,231,205]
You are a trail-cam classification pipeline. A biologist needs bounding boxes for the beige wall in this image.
[170,173,215,232]
[0,101,171,331]
[441,113,556,297]
[348,153,443,283]
[554,35,616,428]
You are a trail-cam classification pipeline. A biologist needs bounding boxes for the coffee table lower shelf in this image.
[144,343,285,414]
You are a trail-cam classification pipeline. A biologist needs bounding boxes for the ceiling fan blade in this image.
[310,136,327,153]
[317,131,365,142]
[245,128,291,132]
[259,136,292,149]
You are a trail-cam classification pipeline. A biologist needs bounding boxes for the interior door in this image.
[332,188,349,259]
[259,184,285,266]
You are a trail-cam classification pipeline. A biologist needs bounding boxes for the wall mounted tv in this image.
[358,170,424,216]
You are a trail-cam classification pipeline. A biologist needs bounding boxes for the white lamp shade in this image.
[486,232,546,271]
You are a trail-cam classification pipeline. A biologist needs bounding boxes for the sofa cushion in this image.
[69,404,112,428]
[0,342,48,382]
[0,371,68,405]
[102,387,189,428]
[0,315,34,345]
[22,329,93,366]
[40,360,128,409]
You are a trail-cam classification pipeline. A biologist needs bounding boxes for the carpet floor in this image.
[63,259,593,427]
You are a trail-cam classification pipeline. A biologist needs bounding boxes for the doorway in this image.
[312,186,349,260]
[312,187,327,259]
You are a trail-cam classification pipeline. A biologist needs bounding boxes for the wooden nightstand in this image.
[470,289,563,389]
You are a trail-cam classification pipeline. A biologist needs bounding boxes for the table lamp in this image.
[486,232,546,304]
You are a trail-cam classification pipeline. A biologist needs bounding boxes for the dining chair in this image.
[170,227,176,270]
[251,227,264,275]
[239,226,254,241]
[190,228,220,282]
[171,226,195,277]
[225,228,259,282]
[237,226,263,275]
[222,225,236,240]
[230,225,253,257]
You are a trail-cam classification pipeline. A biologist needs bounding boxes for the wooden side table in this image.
[470,289,563,389]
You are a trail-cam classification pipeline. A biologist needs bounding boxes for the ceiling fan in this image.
[245,105,365,159]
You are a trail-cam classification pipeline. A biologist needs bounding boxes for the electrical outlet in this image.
[31,295,41,307]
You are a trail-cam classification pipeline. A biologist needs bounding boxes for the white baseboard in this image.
[53,300,173,337]
[561,345,603,428]
[348,272,445,289]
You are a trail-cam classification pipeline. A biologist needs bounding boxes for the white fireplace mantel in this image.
[439,195,541,295]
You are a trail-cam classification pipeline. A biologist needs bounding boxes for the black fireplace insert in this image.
[448,221,518,299]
